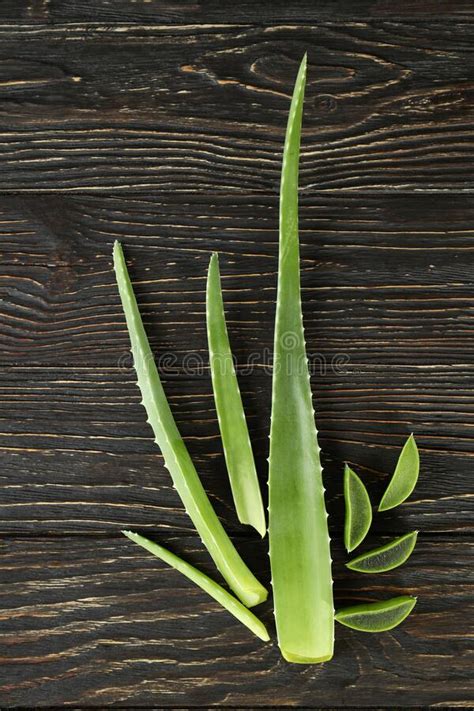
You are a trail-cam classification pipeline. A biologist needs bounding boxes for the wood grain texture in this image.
[0,366,472,535]
[0,5,472,707]
[0,23,472,192]
[0,193,472,366]
[1,1,473,23]
[0,536,472,707]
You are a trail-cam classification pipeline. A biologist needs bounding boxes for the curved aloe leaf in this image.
[206,253,266,537]
[113,242,267,608]
[335,596,417,632]
[379,434,419,512]
[344,464,372,553]
[123,531,269,641]
[347,530,418,573]
[268,55,334,664]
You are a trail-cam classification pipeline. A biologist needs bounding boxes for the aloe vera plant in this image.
[123,531,269,641]
[206,253,266,537]
[347,531,418,573]
[113,241,267,608]
[379,434,419,511]
[335,596,417,632]
[344,465,372,553]
[268,54,334,664]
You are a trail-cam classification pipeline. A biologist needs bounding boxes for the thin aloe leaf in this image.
[268,55,334,664]
[335,596,417,632]
[206,253,266,537]
[113,242,267,608]
[123,531,269,641]
[379,434,419,512]
[347,531,418,573]
[344,464,372,553]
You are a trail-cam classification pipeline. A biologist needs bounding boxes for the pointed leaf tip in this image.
[379,434,419,512]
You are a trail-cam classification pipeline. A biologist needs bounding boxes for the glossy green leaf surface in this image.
[113,242,267,608]
[268,55,334,664]
[206,253,266,537]
[347,531,418,573]
[123,531,269,642]
[335,596,417,632]
[379,434,420,512]
[344,465,372,553]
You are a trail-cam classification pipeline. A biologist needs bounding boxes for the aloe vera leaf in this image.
[206,253,266,538]
[344,465,372,553]
[335,596,417,632]
[123,531,269,641]
[268,55,334,664]
[379,434,419,512]
[113,242,267,608]
[347,530,418,573]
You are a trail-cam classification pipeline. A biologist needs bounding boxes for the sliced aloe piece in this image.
[379,434,419,511]
[113,242,267,608]
[347,531,418,573]
[344,465,372,553]
[335,596,417,632]
[206,253,266,537]
[123,531,269,642]
[268,54,334,664]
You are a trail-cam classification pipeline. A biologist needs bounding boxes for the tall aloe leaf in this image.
[268,55,334,663]
[113,241,267,608]
[206,253,266,537]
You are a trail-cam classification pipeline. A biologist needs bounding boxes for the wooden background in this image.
[0,1,473,707]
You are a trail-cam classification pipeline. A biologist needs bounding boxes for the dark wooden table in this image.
[1,2,473,707]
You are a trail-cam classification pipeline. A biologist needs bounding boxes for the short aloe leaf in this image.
[113,242,267,608]
[268,55,334,664]
[347,530,418,573]
[123,531,269,642]
[344,465,372,553]
[206,253,266,538]
[335,596,417,632]
[379,434,419,512]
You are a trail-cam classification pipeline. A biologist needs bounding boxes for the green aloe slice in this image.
[335,596,417,632]
[123,531,269,642]
[347,531,418,573]
[113,242,267,608]
[379,434,419,512]
[268,54,334,664]
[206,253,266,537]
[344,464,372,553]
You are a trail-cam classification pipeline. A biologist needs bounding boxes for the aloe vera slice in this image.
[206,253,266,537]
[347,531,418,573]
[335,596,417,632]
[379,434,419,512]
[123,531,269,641]
[113,242,267,608]
[344,465,372,553]
[268,55,334,664]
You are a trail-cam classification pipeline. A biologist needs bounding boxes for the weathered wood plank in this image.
[0,536,471,707]
[0,193,472,366]
[0,1,472,23]
[0,23,472,192]
[0,367,472,534]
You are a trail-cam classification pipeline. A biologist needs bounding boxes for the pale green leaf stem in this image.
[268,55,334,664]
[379,434,420,512]
[206,253,266,537]
[347,530,418,573]
[123,531,269,641]
[113,242,267,608]
[344,464,372,553]
[335,596,417,632]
